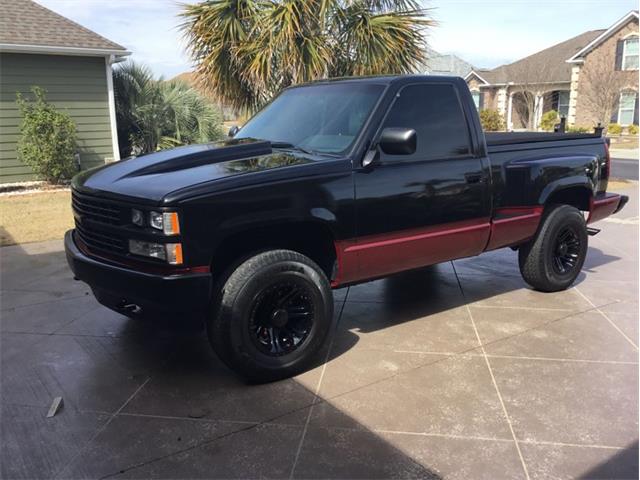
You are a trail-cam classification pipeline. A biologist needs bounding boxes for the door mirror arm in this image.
[361,146,379,168]
[228,125,240,138]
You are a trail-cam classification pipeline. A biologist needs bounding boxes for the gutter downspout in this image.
[105,54,120,161]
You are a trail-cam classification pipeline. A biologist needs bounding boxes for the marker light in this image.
[128,240,183,265]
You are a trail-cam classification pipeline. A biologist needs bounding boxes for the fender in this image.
[504,153,598,206]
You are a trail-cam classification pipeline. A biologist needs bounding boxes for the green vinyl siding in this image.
[0,53,115,183]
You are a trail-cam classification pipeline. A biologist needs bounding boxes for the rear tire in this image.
[518,204,588,292]
[208,249,333,382]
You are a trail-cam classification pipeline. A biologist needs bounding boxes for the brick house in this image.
[465,11,638,130]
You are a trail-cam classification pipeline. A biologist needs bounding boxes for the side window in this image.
[381,84,472,160]
[622,36,639,71]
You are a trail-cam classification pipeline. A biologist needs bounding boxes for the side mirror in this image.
[228,125,240,137]
[379,127,417,155]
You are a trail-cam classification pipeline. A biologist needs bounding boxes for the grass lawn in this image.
[0,190,73,246]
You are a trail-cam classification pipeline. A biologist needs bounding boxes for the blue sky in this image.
[38,0,638,78]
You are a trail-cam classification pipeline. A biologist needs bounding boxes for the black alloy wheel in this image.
[551,226,581,275]
[208,249,334,382]
[248,280,315,356]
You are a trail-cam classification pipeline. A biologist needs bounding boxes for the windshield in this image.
[235,83,384,154]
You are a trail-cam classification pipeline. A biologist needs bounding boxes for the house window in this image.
[618,90,637,126]
[471,91,481,109]
[622,36,639,70]
[557,91,570,118]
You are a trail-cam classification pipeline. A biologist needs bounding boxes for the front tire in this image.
[209,249,334,382]
[518,204,588,292]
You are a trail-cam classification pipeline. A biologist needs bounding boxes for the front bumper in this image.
[64,230,212,318]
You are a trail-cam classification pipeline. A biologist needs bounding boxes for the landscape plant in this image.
[607,123,623,135]
[113,61,224,157]
[539,110,559,131]
[16,87,78,183]
[181,0,432,112]
[479,109,505,131]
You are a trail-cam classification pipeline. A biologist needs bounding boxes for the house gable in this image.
[567,11,639,63]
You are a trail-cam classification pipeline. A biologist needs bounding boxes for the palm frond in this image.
[181,0,433,112]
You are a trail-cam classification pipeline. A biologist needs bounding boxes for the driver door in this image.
[351,82,491,281]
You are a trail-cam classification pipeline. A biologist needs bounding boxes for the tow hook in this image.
[119,300,142,315]
[586,227,600,236]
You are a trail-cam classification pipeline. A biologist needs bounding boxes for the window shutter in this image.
[611,105,619,123]
[615,40,624,70]
[634,94,639,125]
[479,92,484,110]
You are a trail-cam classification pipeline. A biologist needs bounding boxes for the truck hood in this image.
[72,138,318,204]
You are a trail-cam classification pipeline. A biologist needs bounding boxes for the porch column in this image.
[497,87,507,116]
[534,94,544,130]
[568,65,581,126]
[506,92,514,131]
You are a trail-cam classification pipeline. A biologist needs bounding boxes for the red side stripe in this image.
[333,218,491,287]
[485,206,543,251]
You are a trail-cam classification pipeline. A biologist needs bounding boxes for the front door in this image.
[349,82,490,282]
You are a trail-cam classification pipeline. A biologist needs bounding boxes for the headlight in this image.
[149,211,180,235]
[128,240,183,265]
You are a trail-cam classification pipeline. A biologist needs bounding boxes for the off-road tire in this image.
[208,249,333,383]
[518,204,588,292]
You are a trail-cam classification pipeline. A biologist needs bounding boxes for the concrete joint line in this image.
[288,288,350,480]
[574,287,638,350]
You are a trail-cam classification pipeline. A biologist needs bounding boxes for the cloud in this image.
[36,0,195,78]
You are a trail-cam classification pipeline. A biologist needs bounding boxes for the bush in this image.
[479,109,504,131]
[627,124,638,135]
[16,87,77,183]
[607,123,623,135]
[540,110,559,131]
[566,126,590,133]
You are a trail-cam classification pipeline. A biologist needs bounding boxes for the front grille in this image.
[75,221,127,254]
[72,190,123,225]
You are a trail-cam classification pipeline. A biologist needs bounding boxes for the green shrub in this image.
[16,87,77,183]
[627,124,638,135]
[540,110,559,131]
[607,123,623,135]
[566,125,590,133]
[479,109,504,131]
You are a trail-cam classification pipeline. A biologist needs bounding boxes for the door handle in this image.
[465,173,486,184]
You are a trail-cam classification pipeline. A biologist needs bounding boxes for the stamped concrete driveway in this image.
[1,184,638,480]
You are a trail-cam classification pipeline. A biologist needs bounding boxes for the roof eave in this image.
[0,43,130,58]
[464,70,491,85]
[566,10,639,63]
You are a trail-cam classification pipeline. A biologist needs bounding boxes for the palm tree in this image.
[181,0,432,112]
[113,61,224,157]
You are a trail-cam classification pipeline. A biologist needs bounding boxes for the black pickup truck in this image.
[66,75,628,381]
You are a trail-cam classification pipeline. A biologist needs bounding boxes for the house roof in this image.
[470,29,605,86]
[421,47,474,78]
[567,10,639,63]
[0,0,128,56]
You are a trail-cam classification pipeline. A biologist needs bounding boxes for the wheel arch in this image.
[540,181,593,212]
[210,220,338,284]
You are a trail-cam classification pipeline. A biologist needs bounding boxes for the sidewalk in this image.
[610,148,639,160]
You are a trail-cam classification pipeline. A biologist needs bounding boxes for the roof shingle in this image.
[477,29,605,85]
[0,0,126,52]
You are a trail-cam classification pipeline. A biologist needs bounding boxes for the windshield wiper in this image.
[269,141,314,155]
